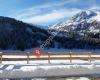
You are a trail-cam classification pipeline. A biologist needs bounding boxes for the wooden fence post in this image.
[48,53,51,64]
[0,53,2,63]
[88,52,92,63]
[69,52,72,63]
[27,53,29,64]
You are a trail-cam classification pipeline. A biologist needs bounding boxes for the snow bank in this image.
[0,64,100,78]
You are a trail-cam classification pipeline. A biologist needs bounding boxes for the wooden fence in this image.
[0,52,100,64]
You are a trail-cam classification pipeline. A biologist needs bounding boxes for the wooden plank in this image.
[1,52,100,56]
[2,57,68,61]
[2,52,48,56]
[1,57,100,61]
[91,57,100,60]
[1,57,94,61]
[48,52,100,55]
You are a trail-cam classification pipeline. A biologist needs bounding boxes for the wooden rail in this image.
[0,52,100,64]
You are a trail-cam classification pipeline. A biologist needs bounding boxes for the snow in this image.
[89,11,100,22]
[77,77,90,80]
[89,26,100,33]
[0,63,100,78]
[86,10,92,16]
[5,65,14,70]
[93,13,100,21]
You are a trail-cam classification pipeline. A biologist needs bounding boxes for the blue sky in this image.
[0,0,100,26]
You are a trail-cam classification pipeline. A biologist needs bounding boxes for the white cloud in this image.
[21,9,81,24]
[10,8,41,19]
[89,5,100,10]
[22,10,66,23]
[9,0,81,25]
[31,0,79,9]
[10,0,80,18]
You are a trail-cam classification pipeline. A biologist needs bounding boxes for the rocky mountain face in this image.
[50,10,100,34]
[49,10,100,49]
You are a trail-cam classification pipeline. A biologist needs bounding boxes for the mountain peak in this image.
[71,10,97,22]
[50,9,100,33]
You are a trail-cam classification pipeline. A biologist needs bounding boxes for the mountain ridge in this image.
[50,10,100,34]
[0,10,99,50]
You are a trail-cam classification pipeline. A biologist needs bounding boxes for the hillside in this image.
[0,16,50,50]
[0,10,100,50]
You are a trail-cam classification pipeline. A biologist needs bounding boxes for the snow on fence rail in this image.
[0,52,100,64]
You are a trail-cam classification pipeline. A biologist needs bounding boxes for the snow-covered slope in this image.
[0,64,100,79]
[50,10,100,33]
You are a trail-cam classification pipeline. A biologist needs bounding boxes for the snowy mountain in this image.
[48,10,100,49]
[0,14,99,50]
[50,10,100,33]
